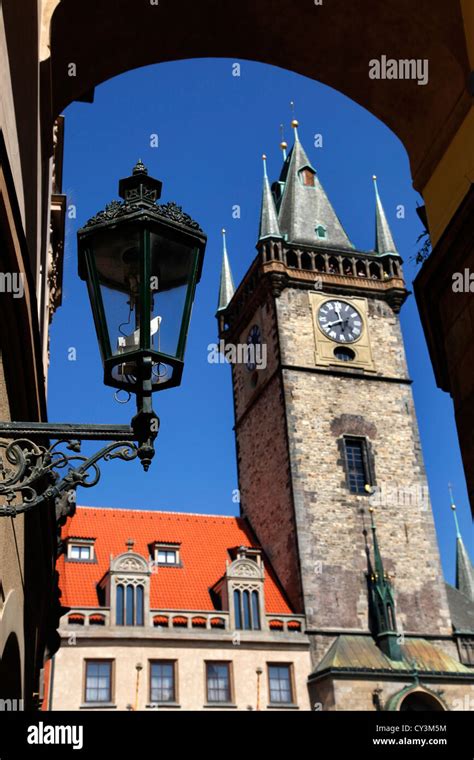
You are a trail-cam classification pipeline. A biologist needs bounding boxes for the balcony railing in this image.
[62,608,305,633]
[259,240,402,281]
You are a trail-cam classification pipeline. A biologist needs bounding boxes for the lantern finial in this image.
[133,159,148,175]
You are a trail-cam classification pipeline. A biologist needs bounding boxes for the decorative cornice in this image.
[82,199,203,233]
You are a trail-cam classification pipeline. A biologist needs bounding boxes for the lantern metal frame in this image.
[77,161,206,394]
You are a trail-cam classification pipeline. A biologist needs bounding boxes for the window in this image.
[157,549,177,564]
[68,541,94,561]
[268,664,293,705]
[233,588,261,630]
[334,347,355,362]
[344,437,371,494]
[115,583,144,626]
[299,168,315,187]
[206,662,232,703]
[460,639,474,666]
[150,661,176,703]
[154,544,180,565]
[85,661,112,703]
[315,224,327,239]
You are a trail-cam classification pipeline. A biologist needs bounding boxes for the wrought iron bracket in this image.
[0,422,149,518]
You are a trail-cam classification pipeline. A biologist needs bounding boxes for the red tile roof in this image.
[57,507,293,615]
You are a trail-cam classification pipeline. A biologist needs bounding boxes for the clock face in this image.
[246,325,261,371]
[318,300,363,343]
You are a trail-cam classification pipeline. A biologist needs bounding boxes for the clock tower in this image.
[216,122,474,710]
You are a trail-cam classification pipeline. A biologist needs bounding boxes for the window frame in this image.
[83,659,114,705]
[233,587,262,630]
[342,435,373,494]
[67,539,95,562]
[205,661,233,705]
[298,167,316,187]
[149,659,178,705]
[154,543,181,566]
[115,582,145,627]
[267,662,295,706]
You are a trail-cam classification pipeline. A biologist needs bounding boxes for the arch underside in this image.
[46,0,470,192]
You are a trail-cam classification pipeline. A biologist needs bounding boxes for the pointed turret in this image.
[373,175,398,256]
[367,507,402,661]
[216,229,235,313]
[258,155,282,241]
[449,486,474,602]
[275,120,353,249]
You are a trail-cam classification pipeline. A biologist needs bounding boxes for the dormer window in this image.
[234,589,261,630]
[299,168,315,187]
[109,544,151,628]
[225,546,266,632]
[315,224,327,240]
[154,543,181,566]
[67,539,95,561]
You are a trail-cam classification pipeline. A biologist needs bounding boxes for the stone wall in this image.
[236,285,452,637]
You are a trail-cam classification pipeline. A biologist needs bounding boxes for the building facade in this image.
[44,508,311,711]
[0,3,66,709]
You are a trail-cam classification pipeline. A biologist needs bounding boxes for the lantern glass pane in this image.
[89,226,144,382]
[149,232,198,362]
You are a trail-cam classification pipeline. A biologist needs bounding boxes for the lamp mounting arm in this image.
[0,423,148,518]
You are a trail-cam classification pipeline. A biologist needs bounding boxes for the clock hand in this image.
[325,319,343,328]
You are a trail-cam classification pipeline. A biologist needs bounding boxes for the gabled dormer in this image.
[108,540,151,627]
[223,546,266,631]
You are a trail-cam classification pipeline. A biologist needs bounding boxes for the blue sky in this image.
[48,58,472,585]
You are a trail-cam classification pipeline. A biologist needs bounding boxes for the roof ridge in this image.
[75,505,242,520]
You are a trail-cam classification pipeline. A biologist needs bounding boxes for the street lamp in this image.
[0,161,206,515]
[77,160,206,469]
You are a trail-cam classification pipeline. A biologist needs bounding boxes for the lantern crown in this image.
[118,160,163,206]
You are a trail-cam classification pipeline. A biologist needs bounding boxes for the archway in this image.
[400,691,446,712]
[43,0,470,196]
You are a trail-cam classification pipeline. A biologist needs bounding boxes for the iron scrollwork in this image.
[0,437,138,518]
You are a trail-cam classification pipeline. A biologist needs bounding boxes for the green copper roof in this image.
[312,635,474,677]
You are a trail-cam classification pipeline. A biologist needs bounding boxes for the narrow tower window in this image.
[343,437,372,494]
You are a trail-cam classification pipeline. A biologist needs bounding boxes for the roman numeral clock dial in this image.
[317,300,363,343]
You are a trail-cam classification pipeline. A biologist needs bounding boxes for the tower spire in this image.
[258,154,282,241]
[216,229,235,313]
[367,508,402,661]
[275,120,353,249]
[373,175,398,255]
[449,485,474,601]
